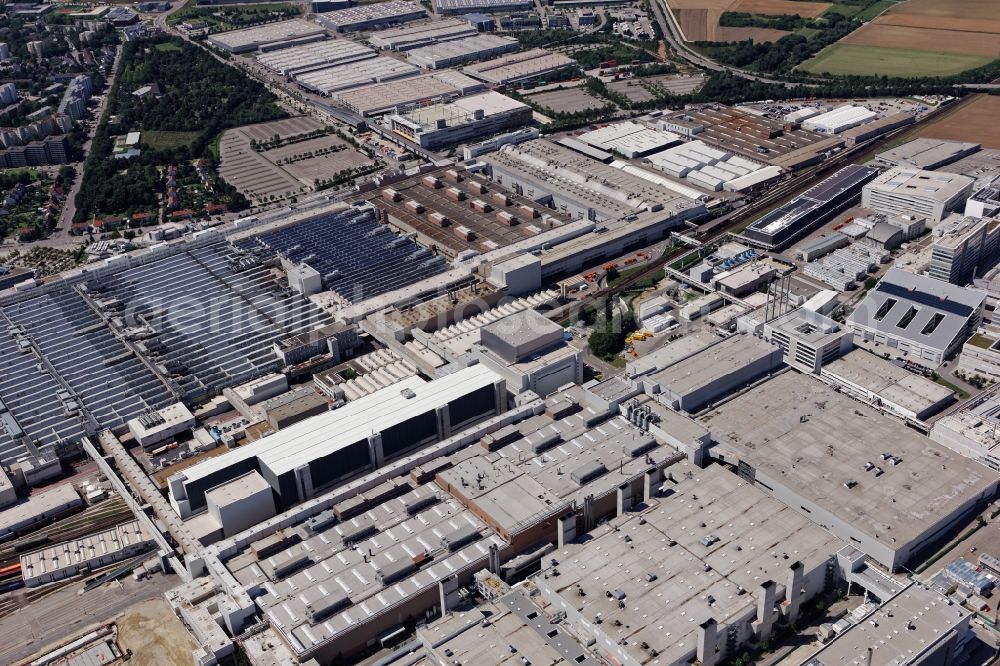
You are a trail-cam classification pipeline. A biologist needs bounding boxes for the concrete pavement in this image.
[0,573,181,665]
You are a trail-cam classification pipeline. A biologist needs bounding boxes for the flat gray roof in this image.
[847,267,986,353]
[649,333,778,397]
[208,19,325,50]
[699,371,998,548]
[227,484,501,655]
[545,459,844,665]
[877,137,980,170]
[766,308,846,348]
[822,348,953,416]
[419,600,582,665]
[864,167,974,204]
[800,583,968,666]
[438,393,665,532]
[625,329,719,378]
[481,308,562,349]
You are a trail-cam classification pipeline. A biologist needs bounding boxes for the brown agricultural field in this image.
[840,24,1000,58]
[730,0,831,17]
[877,13,1000,34]
[667,0,828,41]
[676,7,711,40]
[666,0,731,41]
[915,96,1000,150]
[878,0,1000,27]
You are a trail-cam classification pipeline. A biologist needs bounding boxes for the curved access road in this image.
[648,0,807,88]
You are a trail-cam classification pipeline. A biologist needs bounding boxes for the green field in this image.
[798,43,993,77]
[143,130,202,150]
[823,4,863,17]
[154,41,182,52]
[855,0,896,21]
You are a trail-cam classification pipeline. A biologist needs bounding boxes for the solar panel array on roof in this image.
[0,322,88,464]
[0,289,174,465]
[234,206,448,303]
[91,241,332,403]
[743,164,879,249]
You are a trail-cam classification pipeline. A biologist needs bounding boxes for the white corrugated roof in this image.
[179,364,500,481]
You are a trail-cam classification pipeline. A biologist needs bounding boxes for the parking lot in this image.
[527,87,614,114]
[219,116,373,203]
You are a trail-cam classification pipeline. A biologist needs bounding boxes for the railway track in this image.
[0,496,136,620]
[0,496,133,569]
[545,95,977,326]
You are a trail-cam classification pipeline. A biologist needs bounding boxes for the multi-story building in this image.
[389,91,531,149]
[762,307,853,373]
[0,83,15,105]
[958,328,1000,381]
[472,309,583,397]
[928,214,1000,284]
[862,167,974,223]
[847,267,987,366]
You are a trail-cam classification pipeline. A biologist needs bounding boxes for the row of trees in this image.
[699,11,859,73]
[718,11,807,31]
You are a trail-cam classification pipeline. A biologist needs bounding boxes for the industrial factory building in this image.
[294,56,420,96]
[367,167,578,258]
[931,390,1000,469]
[0,284,175,466]
[314,1,426,32]
[702,371,999,571]
[483,138,704,224]
[255,39,375,76]
[657,105,842,171]
[848,268,986,366]
[179,377,920,666]
[820,348,955,422]
[167,365,505,518]
[367,18,477,50]
[633,333,782,412]
[405,34,518,70]
[435,0,532,14]
[331,71,484,116]
[472,309,583,397]
[206,19,327,53]
[389,91,531,149]
[862,167,974,223]
[646,139,782,193]
[743,164,879,249]
[797,583,970,666]
[462,48,576,85]
[84,237,333,405]
[800,105,877,134]
[232,205,449,304]
[576,121,681,158]
[20,520,154,587]
[877,138,981,171]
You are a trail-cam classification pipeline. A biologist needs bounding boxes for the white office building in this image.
[862,168,974,223]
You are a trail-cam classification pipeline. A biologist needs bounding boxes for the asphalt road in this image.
[53,45,123,243]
